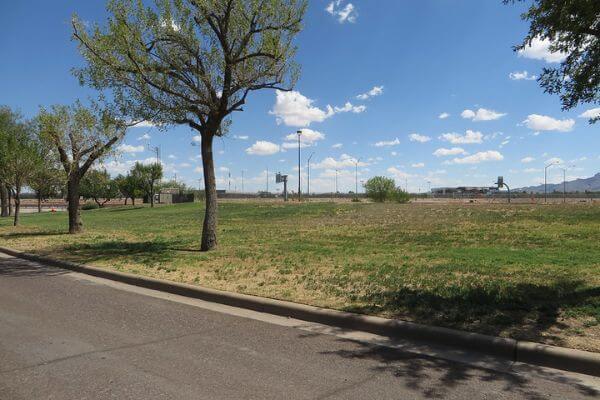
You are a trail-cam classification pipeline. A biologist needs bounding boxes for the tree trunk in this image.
[132,197,135,206]
[13,187,20,226]
[0,183,8,217]
[37,193,42,213]
[150,184,154,208]
[7,186,13,216]
[124,197,128,205]
[67,175,83,234]
[200,133,218,251]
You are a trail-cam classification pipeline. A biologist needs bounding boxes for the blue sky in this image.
[1,0,598,193]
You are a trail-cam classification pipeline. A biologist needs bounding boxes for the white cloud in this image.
[332,143,343,149]
[411,162,425,168]
[524,168,542,173]
[167,154,177,160]
[333,102,366,113]
[192,135,202,143]
[509,70,537,81]
[374,138,400,147]
[326,0,357,23]
[449,150,504,164]
[118,144,145,154]
[284,129,326,146]
[408,133,431,143]
[438,112,450,119]
[545,157,564,165]
[518,37,567,63]
[234,135,249,140]
[439,130,483,144]
[387,167,412,180]
[270,90,334,127]
[521,156,535,163]
[578,108,600,119]
[245,141,280,156]
[137,133,151,141]
[433,147,467,157]
[313,153,366,169]
[179,162,191,168]
[356,85,384,100]
[461,108,506,121]
[523,114,575,132]
[219,167,229,172]
[194,166,203,174]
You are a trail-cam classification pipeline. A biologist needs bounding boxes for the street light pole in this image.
[354,158,361,197]
[297,130,302,201]
[544,161,559,203]
[307,152,314,197]
[335,169,338,194]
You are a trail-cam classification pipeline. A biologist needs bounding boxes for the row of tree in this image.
[0,104,171,226]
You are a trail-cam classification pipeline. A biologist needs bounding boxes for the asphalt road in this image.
[1,254,599,400]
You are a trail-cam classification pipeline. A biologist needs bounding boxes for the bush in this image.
[394,188,410,203]
[364,176,397,202]
[81,202,99,210]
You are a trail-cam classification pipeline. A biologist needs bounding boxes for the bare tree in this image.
[73,0,306,250]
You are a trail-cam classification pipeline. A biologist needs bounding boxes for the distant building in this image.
[432,186,497,195]
[157,188,194,204]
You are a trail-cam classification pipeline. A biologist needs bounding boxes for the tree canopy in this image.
[506,0,600,122]
[72,0,307,250]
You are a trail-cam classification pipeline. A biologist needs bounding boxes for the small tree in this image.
[131,162,163,207]
[73,0,306,250]
[115,173,142,205]
[393,188,411,204]
[364,176,397,203]
[0,106,13,217]
[80,169,120,207]
[29,168,64,213]
[505,0,600,122]
[0,111,42,226]
[38,103,128,233]
[29,138,65,213]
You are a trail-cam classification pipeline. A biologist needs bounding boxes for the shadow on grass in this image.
[0,231,66,240]
[346,281,600,346]
[315,337,599,399]
[106,206,146,212]
[61,240,178,266]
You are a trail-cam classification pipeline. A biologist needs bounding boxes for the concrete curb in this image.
[1,246,599,377]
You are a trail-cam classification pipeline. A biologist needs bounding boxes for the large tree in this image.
[73,0,306,250]
[38,104,128,233]
[506,0,600,122]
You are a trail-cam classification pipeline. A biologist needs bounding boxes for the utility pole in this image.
[266,167,269,193]
[241,170,244,193]
[354,158,361,197]
[561,165,575,203]
[544,161,559,203]
[228,172,231,192]
[297,130,302,201]
[307,152,314,197]
[335,169,338,194]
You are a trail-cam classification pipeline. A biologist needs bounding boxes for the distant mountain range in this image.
[516,173,600,193]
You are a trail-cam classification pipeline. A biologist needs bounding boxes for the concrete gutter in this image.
[1,246,598,377]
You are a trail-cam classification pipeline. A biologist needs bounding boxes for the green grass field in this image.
[1,201,599,351]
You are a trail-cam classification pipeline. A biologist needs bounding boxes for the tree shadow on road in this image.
[316,337,599,399]
[0,257,69,277]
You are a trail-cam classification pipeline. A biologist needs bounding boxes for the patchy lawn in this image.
[1,201,599,351]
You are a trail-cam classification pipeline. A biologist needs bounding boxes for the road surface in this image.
[1,253,599,399]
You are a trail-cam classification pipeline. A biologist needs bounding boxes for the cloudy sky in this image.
[1,1,598,193]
